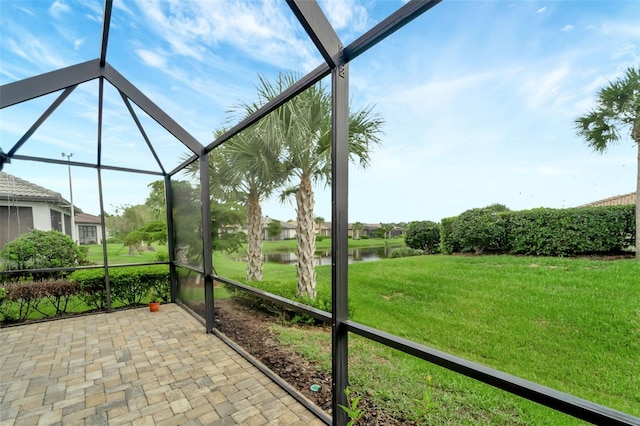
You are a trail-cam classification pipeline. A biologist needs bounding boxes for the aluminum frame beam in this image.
[330,58,350,426]
[204,64,329,154]
[120,91,166,174]
[205,0,441,156]
[344,0,443,62]
[10,155,164,176]
[99,0,113,66]
[0,59,102,109]
[286,0,342,68]
[7,86,77,157]
[346,320,639,426]
[102,63,203,155]
[199,154,215,333]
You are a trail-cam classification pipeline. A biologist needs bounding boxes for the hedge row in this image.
[440,205,635,256]
[0,265,170,323]
[69,265,170,309]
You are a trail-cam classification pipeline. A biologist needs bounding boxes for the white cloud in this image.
[49,1,71,18]
[73,39,84,50]
[537,7,546,14]
[18,7,35,16]
[321,0,368,32]
[560,25,574,32]
[125,0,318,71]
[136,49,167,68]
[5,34,68,70]
[519,66,571,110]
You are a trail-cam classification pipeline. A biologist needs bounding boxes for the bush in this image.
[452,208,506,254]
[405,221,440,254]
[390,248,424,258]
[439,217,458,255]
[70,265,170,308]
[360,235,370,239]
[155,252,169,262]
[505,205,635,256]
[0,230,89,279]
[0,281,43,321]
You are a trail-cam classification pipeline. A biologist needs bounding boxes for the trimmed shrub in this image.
[505,205,634,256]
[70,265,170,308]
[69,269,109,310]
[155,252,169,262]
[0,281,43,321]
[405,221,440,254]
[439,217,458,255]
[452,208,506,254]
[35,280,81,316]
[0,280,79,321]
[0,230,89,279]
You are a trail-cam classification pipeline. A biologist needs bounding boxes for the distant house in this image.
[75,212,103,245]
[316,222,331,237]
[262,217,297,240]
[0,172,103,249]
[579,192,636,207]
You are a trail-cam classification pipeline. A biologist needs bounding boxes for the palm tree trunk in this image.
[636,141,640,260]
[296,172,316,299]
[246,190,263,281]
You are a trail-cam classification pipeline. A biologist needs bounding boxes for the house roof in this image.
[579,192,636,207]
[76,212,101,224]
[0,172,69,205]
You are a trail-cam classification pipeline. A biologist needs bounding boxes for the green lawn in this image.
[220,253,640,424]
[84,243,168,264]
[80,242,640,423]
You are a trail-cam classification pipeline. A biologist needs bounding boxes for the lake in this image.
[263,244,403,265]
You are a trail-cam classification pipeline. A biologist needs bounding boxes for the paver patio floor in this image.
[0,304,325,426]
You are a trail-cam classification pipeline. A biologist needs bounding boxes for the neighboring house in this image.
[579,192,636,207]
[262,217,297,240]
[75,212,103,245]
[0,172,102,249]
[316,222,331,237]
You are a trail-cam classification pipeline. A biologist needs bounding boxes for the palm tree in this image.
[260,73,384,298]
[380,223,394,239]
[187,121,285,281]
[352,221,364,240]
[214,126,285,281]
[575,66,640,260]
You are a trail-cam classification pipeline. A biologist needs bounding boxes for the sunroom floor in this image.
[0,304,325,426]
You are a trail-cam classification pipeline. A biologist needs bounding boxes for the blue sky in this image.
[1,0,638,223]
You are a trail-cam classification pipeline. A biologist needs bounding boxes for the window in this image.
[0,206,34,249]
[50,210,62,232]
[78,225,97,244]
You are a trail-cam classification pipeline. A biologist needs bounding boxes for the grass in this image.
[84,243,168,264]
[225,254,640,424]
[19,241,638,423]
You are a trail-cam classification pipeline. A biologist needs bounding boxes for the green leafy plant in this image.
[405,221,440,254]
[338,387,363,426]
[0,229,89,280]
[412,375,438,421]
[148,287,164,303]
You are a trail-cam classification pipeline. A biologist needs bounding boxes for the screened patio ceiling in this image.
[1,0,638,425]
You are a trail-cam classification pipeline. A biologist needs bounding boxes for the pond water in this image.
[264,245,403,265]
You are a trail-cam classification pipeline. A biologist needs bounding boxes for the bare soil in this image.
[214,297,415,425]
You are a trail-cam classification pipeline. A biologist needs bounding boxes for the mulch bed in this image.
[214,297,415,425]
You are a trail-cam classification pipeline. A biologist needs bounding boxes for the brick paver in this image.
[0,305,325,425]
